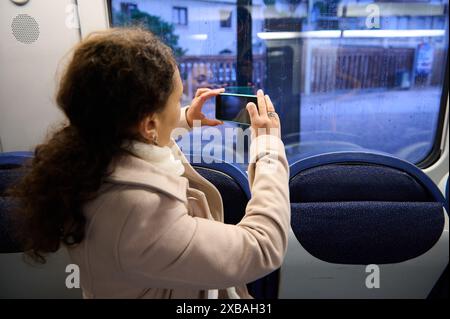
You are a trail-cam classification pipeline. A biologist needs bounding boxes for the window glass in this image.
[172,6,188,26]
[220,10,232,28]
[110,0,448,167]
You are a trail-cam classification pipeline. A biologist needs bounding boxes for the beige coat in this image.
[68,106,290,299]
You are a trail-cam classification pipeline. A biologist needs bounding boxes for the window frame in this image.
[416,54,449,169]
[106,0,449,169]
[219,9,233,29]
[172,6,188,26]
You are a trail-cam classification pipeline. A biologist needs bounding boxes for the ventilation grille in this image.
[11,14,39,44]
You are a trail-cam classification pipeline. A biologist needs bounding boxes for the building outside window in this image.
[172,6,188,25]
[220,10,232,28]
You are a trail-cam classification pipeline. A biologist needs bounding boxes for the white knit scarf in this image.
[122,140,185,176]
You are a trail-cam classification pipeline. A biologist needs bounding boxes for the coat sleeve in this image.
[117,134,290,290]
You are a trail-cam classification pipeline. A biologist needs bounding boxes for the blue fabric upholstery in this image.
[291,201,444,264]
[0,152,32,253]
[0,152,32,194]
[289,152,446,265]
[290,164,433,203]
[189,156,278,299]
[188,155,250,198]
[0,169,26,195]
[193,167,248,226]
[0,151,33,166]
[0,197,22,253]
[290,151,447,207]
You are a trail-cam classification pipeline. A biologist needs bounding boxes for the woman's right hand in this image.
[246,89,281,138]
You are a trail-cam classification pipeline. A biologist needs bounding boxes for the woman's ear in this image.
[138,114,160,145]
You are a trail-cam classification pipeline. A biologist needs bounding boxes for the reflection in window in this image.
[110,0,448,166]
[220,10,232,28]
[172,6,188,26]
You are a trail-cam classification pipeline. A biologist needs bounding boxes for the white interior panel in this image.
[0,0,80,152]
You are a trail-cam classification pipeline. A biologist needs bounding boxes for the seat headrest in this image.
[290,164,433,203]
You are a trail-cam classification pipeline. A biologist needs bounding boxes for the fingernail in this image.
[257,89,263,95]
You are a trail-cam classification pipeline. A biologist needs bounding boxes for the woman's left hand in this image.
[186,88,225,127]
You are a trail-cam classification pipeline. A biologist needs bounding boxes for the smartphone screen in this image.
[215,93,258,125]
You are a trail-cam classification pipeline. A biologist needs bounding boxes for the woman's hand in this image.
[186,88,225,127]
[246,89,280,138]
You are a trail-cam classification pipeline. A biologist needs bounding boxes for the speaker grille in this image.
[11,14,40,44]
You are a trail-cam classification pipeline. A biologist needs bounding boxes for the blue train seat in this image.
[279,151,448,298]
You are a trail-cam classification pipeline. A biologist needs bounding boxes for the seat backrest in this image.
[189,156,249,225]
[289,151,446,265]
[0,152,33,194]
[189,155,279,299]
[0,152,33,253]
[0,198,23,254]
[280,151,448,298]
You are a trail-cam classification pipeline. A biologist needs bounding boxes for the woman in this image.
[10,28,290,299]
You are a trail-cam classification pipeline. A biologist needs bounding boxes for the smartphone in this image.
[215,93,258,125]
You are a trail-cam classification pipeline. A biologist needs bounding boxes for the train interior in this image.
[0,0,448,299]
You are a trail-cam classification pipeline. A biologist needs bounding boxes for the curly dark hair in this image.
[8,28,177,263]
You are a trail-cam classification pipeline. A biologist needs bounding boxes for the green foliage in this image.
[264,0,303,7]
[263,0,276,5]
[313,0,339,16]
[113,8,187,57]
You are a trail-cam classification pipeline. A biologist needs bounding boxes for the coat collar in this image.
[105,151,189,203]
[105,139,224,222]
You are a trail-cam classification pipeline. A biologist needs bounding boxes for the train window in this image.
[108,0,449,168]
